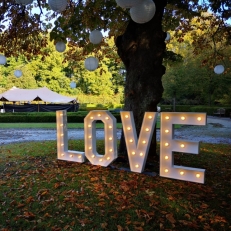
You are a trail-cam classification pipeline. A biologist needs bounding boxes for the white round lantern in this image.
[165,32,171,41]
[214,65,225,74]
[84,57,99,71]
[116,0,143,8]
[0,55,6,65]
[14,70,23,78]
[70,81,76,89]
[89,30,103,44]
[16,0,33,5]
[55,41,66,52]
[48,0,67,12]
[130,0,156,24]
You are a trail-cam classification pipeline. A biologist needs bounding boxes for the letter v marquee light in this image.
[160,112,206,183]
[120,111,158,173]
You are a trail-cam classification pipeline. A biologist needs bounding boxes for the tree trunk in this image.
[115,1,167,157]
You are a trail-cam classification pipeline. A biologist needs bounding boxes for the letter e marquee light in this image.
[56,110,85,162]
[160,112,206,183]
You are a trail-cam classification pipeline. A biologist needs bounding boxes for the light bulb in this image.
[135,164,139,168]
[140,152,143,156]
[165,129,169,133]
[61,134,64,136]
[60,114,63,116]
[60,124,63,126]
[180,171,184,175]
[89,147,92,150]
[165,156,169,160]
[165,169,169,173]
[92,155,95,158]
[88,135,92,139]
[107,157,110,160]
[148,116,152,119]
[105,117,109,120]
[98,114,101,117]
[132,151,135,155]
[142,140,146,144]
[180,144,185,148]
[90,116,94,120]
[125,115,129,118]
[99,159,103,162]
[129,139,133,143]
[70,155,73,158]
[109,137,112,141]
[109,149,113,152]
[61,144,64,146]
[109,125,112,129]
[61,153,64,156]
[165,116,169,120]
[88,124,91,128]
[181,116,185,120]
[145,128,149,132]
[165,143,169,147]
[197,117,201,121]
[196,173,200,178]
[78,156,81,159]
[127,127,131,131]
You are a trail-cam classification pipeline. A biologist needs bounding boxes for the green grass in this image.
[0,141,230,230]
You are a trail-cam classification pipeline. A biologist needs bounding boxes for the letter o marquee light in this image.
[84,110,117,167]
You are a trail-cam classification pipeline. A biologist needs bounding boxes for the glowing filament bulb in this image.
[60,114,63,116]
[196,173,200,178]
[89,147,92,150]
[99,159,103,162]
[70,155,73,158]
[180,171,184,175]
[142,140,146,144]
[109,137,112,141]
[61,144,64,146]
[60,134,64,136]
[127,127,131,131]
[60,124,63,126]
[129,139,133,143]
[98,114,101,117]
[148,116,152,119]
[105,117,109,120]
[125,115,129,118]
[61,153,64,156]
[181,116,185,120]
[90,116,94,120]
[109,125,112,129]
[165,143,169,147]
[165,116,169,120]
[92,155,95,158]
[88,124,91,128]
[88,135,92,139]
[197,117,201,121]
[165,129,169,133]
[107,157,110,160]
[145,128,149,132]
[140,152,143,156]
[180,144,185,148]
[165,156,169,160]
[131,151,135,155]
[109,149,112,152]
[135,164,139,168]
[78,156,81,159]
[165,169,169,173]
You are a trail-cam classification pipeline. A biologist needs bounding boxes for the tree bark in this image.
[116,1,167,157]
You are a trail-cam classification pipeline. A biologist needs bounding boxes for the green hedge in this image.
[0,111,122,123]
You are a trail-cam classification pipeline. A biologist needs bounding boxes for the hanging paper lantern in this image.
[89,30,103,45]
[15,0,33,5]
[214,65,225,74]
[0,55,6,65]
[165,32,171,41]
[70,81,76,89]
[84,57,99,71]
[130,0,156,24]
[116,0,143,8]
[55,41,66,52]
[14,70,23,78]
[48,0,67,12]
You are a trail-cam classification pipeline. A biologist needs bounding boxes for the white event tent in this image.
[0,86,76,103]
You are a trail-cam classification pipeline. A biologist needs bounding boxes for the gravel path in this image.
[0,116,230,145]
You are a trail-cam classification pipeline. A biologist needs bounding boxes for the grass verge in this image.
[0,141,230,230]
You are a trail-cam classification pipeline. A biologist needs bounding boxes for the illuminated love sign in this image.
[56,110,206,184]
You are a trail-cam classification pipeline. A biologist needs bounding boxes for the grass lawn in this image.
[0,141,230,230]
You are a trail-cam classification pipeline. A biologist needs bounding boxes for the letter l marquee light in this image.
[160,112,206,183]
[56,110,85,162]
